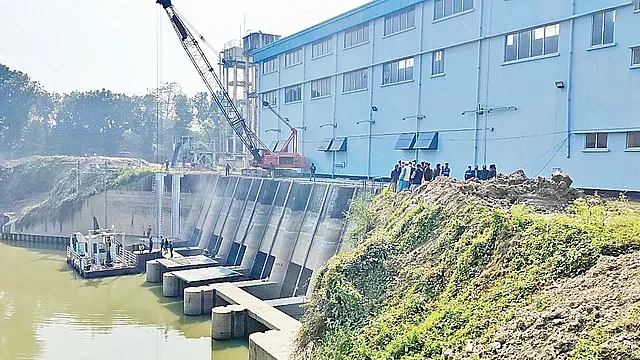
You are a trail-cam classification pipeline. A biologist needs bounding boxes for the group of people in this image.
[143,225,174,258]
[391,160,452,192]
[464,164,498,181]
[390,161,499,192]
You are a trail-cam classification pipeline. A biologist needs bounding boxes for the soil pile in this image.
[296,171,640,360]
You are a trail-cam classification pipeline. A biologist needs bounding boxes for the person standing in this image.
[146,225,152,239]
[169,241,174,258]
[410,164,423,192]
[225,162,231,176]
[479,165,489,180]
[148,236,154,254]
[423,162,433,183]
[473,165,480,178]
[464,166,474,180]
[164,238,169,254]
[309,163,317,182]
[442,163,451,177]
[488,164,497,179]
[398,163,409,192]
[434,163,442,177]
[390,164,400,192]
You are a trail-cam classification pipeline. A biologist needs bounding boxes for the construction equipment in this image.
[156,0,308,176]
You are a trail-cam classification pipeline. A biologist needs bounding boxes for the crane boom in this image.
[156,0,267,165]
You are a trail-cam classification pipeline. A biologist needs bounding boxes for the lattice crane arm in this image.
[156,0,271,165]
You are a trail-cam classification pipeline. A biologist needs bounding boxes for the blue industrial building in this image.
[252,0,640,191]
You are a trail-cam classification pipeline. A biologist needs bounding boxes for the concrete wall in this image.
[256,0,640,190]
[191,175,357,297]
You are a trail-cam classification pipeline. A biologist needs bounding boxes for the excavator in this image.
[156,0,308,177]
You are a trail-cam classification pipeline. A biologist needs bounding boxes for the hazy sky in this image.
[0,0,370,96]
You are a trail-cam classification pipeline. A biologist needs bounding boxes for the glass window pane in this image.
[385,18,392,35]
[506,34,518,61]
[544,25,559,54]
[435,0,444,19]
[454,0,463,13]
[406,61,414,80]
[407,8,415,28]
[383,64,391,84]
[463,0,473,11]
[633,48,640,66]
[518,31,531,59]
[592,12,604,46]
[391,61,399,83]
[596,133,608,148]
[628,132,640,148]
[585,134,596,148]
[603,10,615,44]
[444,0,453,17]
[532,28,544,56]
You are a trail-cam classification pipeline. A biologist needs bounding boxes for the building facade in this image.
[253,0,640,191]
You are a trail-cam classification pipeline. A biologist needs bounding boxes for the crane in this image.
[156,0,308,175]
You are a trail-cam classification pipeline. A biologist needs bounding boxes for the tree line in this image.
[0,63,227,162]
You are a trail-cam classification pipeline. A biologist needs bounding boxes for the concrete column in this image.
[146,260,162,283]
[198,177,231,250]
[211,304,247,340]
[241,180,279,272]
[162,272,180,297]
[184,287,203,316]
[218,178,252,262]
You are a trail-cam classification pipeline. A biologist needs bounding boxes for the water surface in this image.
[0,242,248,360]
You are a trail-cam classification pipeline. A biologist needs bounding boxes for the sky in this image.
[0,0,370,96]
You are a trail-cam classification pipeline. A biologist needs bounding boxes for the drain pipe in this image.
[566,0,576,159]
[415,3,426,162]
[473,0,485,166]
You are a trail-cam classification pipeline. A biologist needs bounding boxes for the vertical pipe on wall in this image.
[566,0,576,159]
[367,20,376,179]
[473,0,485,166]
[331,34,339,178]
[415,3,426,163]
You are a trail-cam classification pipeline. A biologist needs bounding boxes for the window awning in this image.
[318,138,333,152]
[394,133,416,150]
[329,137,347,152]
[414,132,439,150]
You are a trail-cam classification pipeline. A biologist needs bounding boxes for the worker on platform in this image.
[169,241,174,258]
[442,163,451,177]
[148,236,154,254]
[146,225,152,238]
[164,238,169,254]
[309,163,317,182]
[225,162,231,176]
[464,166,474,180]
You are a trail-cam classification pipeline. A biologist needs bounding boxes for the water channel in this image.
[0,241,248,360]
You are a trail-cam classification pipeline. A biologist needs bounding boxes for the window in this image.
[432,50,445,75]
[627,132,640,149]
[505,24,559,62]
[383,57,414,85]
[344,23,369,48]
[343,69,368,92]
[284,48,302,67]
[585,133,608,149]
[384,6,415,36]
[312,38,332,58]
[261,91,277,108]
[284,85,302,103]
[635,0,640,11]
[311,77,331,99]
[434,0,473,20]
[262,58,277,74]
[591,10,615,47]
[632,47,640,66]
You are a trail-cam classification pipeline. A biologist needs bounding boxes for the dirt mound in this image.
[474,252,640,360]
[412,170,582,212]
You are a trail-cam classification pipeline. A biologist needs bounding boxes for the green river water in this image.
[0,242,248,360]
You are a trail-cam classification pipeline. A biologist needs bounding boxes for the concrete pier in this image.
[146,260,162,283]
[183,280,279,316]
[162,273,180,297]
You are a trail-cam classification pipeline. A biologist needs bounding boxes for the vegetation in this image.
[297,192,640,359]
[0,63,226,161]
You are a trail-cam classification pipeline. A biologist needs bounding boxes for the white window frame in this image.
[632,46,640,67]
[311,77,332,99]
[343,69,368,93]
[382,57,415,85]
[432,50,445,76]
[591,10,616,47]
[384,6,416,36]
[585,133,608,150]
[284,48,303,68]
[627,132,640,149]
[312,37,333,59]
[635,0,640,11]
[505,24,560,62]
[284,85,302,104]
[261,91,277,108]
[434,0,474,21]
[262,58,278,74]
[344,23,370,49]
